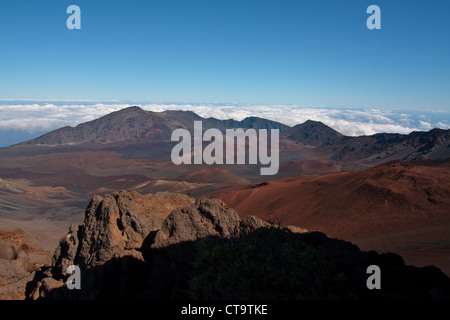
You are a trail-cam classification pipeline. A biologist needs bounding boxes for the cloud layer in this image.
[0,102,448,140]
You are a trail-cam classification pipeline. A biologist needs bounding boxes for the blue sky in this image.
[0,1,449,146]
[0,0,449,109]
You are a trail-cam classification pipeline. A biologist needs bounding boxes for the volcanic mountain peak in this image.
[237,116,290,131]
[16,106,170,146]
[111,105,146,114]
[16,107,290,147]
[284,120,344,146]
[159,109,204,124]
[303,119,332,127]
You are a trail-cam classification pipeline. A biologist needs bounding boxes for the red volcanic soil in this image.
[217,161,450,275]
[177,168,249,184]
[279,159,341,175]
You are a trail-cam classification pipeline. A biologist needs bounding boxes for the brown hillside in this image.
[217,161,450,275]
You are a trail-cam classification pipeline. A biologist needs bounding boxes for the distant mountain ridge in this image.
[320,127,450,162]
[283,120,344,146]
[282,120,450,163]
[16,106,290,146]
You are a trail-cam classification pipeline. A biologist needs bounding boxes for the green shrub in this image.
[188,227,348,299]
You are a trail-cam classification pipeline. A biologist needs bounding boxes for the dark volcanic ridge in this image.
[22,190,450,300]
[12,107,450,159]
[9,106,450,167]
[16,107,290,147]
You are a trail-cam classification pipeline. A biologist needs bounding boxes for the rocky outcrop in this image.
[26,190,450,300]
[152,198,240,248]
[27,191,307,299]
[0,229,51,300]
[51,190,195,278]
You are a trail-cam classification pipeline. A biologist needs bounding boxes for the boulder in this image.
[152,198,240,248]
[0,229,51,300]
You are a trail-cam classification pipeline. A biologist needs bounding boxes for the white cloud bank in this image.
[0,102,448,138]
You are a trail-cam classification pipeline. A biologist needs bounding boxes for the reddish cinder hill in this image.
[217,160,450,275]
